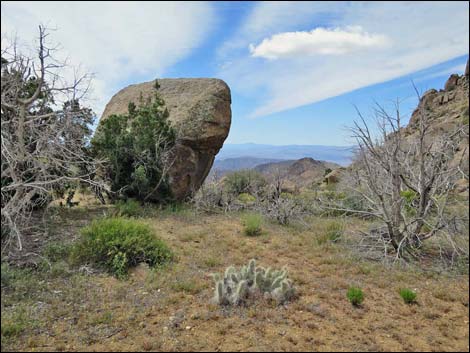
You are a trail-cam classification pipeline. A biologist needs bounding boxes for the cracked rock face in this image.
[101,78,231,200]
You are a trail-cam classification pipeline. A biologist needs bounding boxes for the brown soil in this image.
[1,209,469,352]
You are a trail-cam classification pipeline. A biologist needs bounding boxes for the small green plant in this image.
[325,221,344,243]
[0,307,29,339]
[224,170,266,195]
[399,288,417,304]
[212,259,295,306]
[238,193,256,204]
[114,199,143,217]
[1,320,25,338]
[347,287,364,306]
[243,213,263,236]
[43,242,72,262]
[401,189,418,216]
[70,217,173,279]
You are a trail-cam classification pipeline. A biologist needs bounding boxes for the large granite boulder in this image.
[101,78,231,200]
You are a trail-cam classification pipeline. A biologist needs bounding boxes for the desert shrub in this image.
[238,193,256,204]
[243,213,263,236]
[325,221,344,242]
[400,189,418,216]
[1,320,25,338]
[224,170,266,196]
[193,179,236,213]
[70,217,173,278]
[43,242,74,262]
[399,288,417,304]
[212,259,295,306]
[316,221,345,245]
[114,199,143,217]
[92,80,176,202]
[261,192,303,225]
[1,262,13,288]
[347,287,364,306]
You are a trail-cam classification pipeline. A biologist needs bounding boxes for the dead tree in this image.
[325,95,467,260]
[1,26,106,252]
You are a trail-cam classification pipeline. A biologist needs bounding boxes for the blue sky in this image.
[2,1,469,146]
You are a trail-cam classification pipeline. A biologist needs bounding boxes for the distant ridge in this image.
[216,143,354,166]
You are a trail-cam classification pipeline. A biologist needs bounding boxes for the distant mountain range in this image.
[215,143,354,166]
[211,156,286,172]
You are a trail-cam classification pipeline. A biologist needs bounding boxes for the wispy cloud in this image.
[218,1,469,118]
[250,26,389,59]
[1,1,215,116]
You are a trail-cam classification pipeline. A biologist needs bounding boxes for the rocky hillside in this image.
[332,59,469,191]
[405,58,469,192]
[254,157,340,190]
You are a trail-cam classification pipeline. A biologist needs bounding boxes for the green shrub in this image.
[347,287,364,306]
[399,288,417,304]
[325,221,344,243]
[401,189,418,216]
[92,80,176,202]
[243,213,263,236]
[70,217,173,278]
[1,319,26,339]
[1,262,13,288]
[224,170,266,196]
[238,193,256,204]
[1,307,30,339]
[115,199,143,217]
[43,242,72,262]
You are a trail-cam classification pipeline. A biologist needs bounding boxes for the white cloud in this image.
[1,1,215,116]
[249,26,389,59]
[218,1,469,118]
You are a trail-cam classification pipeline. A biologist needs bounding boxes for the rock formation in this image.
[101,78,231,200]
[404,58,469,193]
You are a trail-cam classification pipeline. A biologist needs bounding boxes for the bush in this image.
[1,262,13,288]
[347,287,364,306]
[399,288,417,304]
[325,221,344,243]
[238,193,256,204]
[261,192,302,225]
[114,199,143,217]
[43,242,72,262]
[224,170,266,196]
[243,213,263,236]
[92,80,176,202]
[70,217,173,278]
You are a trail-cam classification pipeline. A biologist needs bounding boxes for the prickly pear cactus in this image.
[211,259,295,306]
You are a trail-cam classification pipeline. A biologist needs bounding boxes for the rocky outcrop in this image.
[405,58,469,190]
[101,78,231,200]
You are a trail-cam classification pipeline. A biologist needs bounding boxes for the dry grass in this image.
[1,208,469,352]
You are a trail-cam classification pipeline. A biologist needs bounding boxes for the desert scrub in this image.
[212,259,295,306]
[70,217,173,278]
[316,220,344,245]
[114,199,143,217]
[242,213,263,236]
[347,287,364,306]
[399,288,417,304]
[238,192,256,204]
[42,242,73,262]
